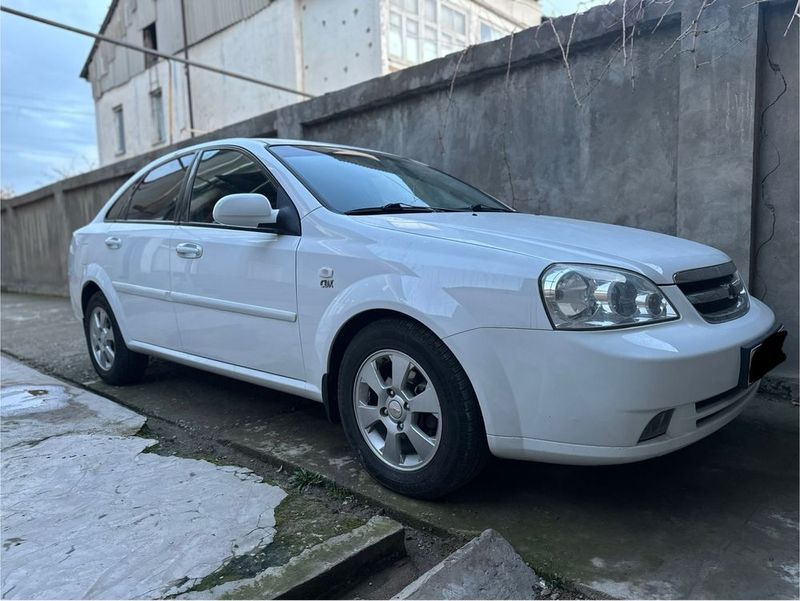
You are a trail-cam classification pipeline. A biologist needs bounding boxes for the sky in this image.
[1,1,109,195]
[0,0,603,196]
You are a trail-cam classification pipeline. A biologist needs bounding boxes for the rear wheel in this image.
[84,291,148,385]
[338,318,488,499]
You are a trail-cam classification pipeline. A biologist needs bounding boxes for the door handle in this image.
[175,242,203,259]
[104,236,122,249]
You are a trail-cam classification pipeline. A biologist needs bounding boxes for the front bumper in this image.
[444,287,777,465]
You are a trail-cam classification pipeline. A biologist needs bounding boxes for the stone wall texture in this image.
[2,0,797,377]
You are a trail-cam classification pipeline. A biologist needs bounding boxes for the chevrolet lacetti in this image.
[69,138,787,499]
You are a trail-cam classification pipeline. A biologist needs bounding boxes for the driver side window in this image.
[186,149,279,224]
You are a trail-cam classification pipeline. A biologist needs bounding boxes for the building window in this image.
[424,0,437,22]
[150,89,165,144]
[441,4,467,54]
[391,0,418,12]
[405,18,420,61]
[389,11,403,58]
[480,22,505,43]
[113,105,125,155]
[388,0,429,64]
[143,22,157,68]
[423,25,437,61]
[389,0,471,64]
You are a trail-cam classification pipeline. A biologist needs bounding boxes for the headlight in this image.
[540,264,678,330]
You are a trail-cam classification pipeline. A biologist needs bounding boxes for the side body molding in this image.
[111,281,297,322]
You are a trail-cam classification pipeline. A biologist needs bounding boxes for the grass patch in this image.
[289,468,325,492]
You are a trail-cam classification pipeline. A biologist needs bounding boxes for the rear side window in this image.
[126,153,195,221]
[105,184,134,220]
[187,149,279,224]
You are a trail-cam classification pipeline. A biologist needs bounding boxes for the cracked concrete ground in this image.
[0,356,286,599]
[2,292,798,599]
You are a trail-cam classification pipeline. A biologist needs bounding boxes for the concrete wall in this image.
[752,1,799,379]
[3,0,797,378]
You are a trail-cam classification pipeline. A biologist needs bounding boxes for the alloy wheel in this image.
[89,306,116,371]
[353,349,441,471]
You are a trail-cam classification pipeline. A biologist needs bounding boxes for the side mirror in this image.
[212,193,278,228]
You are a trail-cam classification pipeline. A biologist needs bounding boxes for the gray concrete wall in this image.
[2,0,797,378]
[752,2,799,378]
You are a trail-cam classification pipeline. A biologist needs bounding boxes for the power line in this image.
[0,5,314,99]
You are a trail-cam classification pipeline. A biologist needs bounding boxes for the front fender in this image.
[306,272,530,437]
[306,272,458,390]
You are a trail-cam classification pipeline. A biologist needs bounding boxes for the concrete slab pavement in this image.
[394,529,541,600]
[0,356,286,599]
[2,292,798,599]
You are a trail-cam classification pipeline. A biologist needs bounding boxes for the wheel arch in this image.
[81,280,102,316]
[322,308,485,430]
[78,269,131,342]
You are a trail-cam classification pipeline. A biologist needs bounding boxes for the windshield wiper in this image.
[344,202,436,215]
[468,203,509,212]
[435,204,511,213]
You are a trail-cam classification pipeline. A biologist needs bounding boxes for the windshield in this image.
[269,145,511,214]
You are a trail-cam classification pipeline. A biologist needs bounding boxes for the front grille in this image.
[674,262,749,323]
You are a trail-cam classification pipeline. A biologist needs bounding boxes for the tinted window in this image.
[269,145,509,214]
[105,183,135,220]
[126,153,194,221]
[187,149,279,224]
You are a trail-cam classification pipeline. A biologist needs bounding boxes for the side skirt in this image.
[127,340,323,402]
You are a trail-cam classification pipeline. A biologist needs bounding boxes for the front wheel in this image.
[84,291,148,385]
[337,318,488,499]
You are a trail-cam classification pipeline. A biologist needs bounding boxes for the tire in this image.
[83,291,148,385]
[338,318,488,499]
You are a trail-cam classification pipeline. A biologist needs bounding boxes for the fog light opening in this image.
[638,409,674,442]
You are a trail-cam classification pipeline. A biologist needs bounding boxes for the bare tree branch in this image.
[548,11,583,106]
[437,46,470,156]
[501,33,518,208]
[784,0,799,35]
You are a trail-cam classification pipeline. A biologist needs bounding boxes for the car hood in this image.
[355,212,730,285]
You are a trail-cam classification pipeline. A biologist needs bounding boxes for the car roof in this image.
[158,137,398,160]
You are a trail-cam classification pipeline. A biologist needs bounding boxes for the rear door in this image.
[170,147,304,379]
[104,153,195,349]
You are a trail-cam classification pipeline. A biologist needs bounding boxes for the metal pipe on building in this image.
[179,0,196,137]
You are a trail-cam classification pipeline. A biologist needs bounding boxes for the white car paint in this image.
[69,138,779,465]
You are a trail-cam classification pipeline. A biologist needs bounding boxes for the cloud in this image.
[1,1,109,194]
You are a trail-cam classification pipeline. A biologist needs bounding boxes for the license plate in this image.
[739,327,787,387]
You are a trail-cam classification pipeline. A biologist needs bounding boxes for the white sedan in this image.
[69,138,786,499]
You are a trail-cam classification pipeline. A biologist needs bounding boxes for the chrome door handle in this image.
[104,236,122,249]
[175,242,203,259]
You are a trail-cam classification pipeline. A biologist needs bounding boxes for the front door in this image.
[170,148,304,380]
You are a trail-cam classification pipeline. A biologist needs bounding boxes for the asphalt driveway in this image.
[2,292,798,599]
